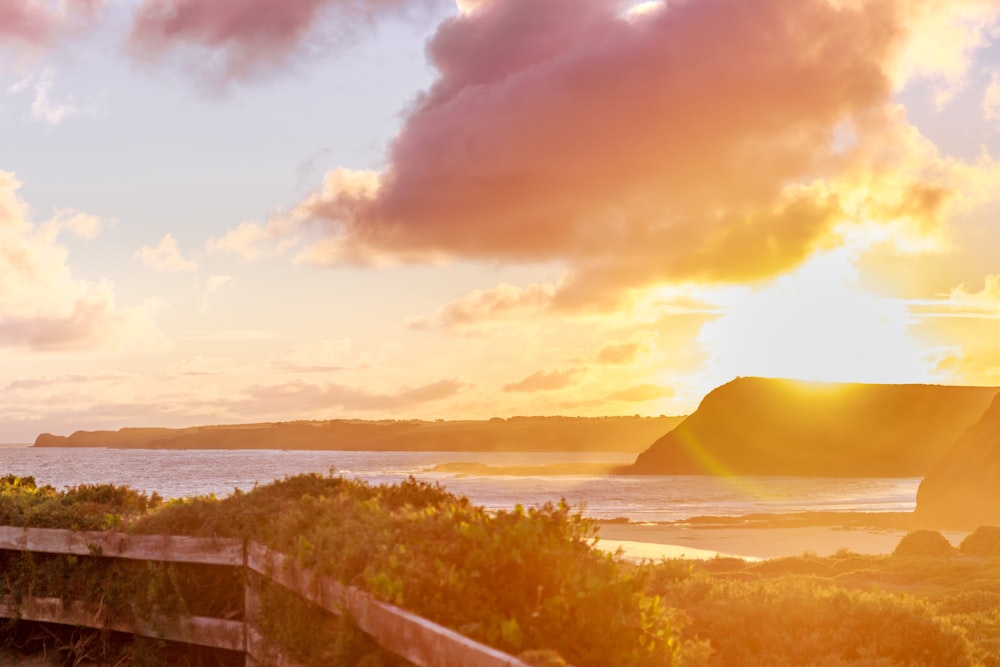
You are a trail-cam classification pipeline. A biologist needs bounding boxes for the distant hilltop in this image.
[620,377,999,477]
[33,415,685,453]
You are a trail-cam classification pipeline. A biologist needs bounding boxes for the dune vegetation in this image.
[1,473,999,666]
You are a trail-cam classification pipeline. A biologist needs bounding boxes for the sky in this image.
[2,0,1000,442]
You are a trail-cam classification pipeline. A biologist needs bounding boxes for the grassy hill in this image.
[622,378,998,476]
[33,415,684,453]
[917,393,1000,528]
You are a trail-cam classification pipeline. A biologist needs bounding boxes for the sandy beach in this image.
[595,521,970,561]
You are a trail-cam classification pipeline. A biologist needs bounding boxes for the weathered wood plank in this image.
[0,526,243,566]
[349,594,532,667]
[132,614,245,652]
[0,596,245,651]
[247,542,532,667]
[246,542,347,613]
[1,530,539,666]
[245,626,308,667]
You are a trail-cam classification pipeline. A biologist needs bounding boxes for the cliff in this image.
[915,392,1000,528]
[621,378,998,476]
[33,415,684,453]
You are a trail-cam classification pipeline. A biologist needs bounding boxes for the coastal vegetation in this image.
[2,473,1000,665]
[33,415,683,454]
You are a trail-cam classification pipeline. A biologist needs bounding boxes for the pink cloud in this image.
[127,0,440,82]
[0,171,166,354]
[0,0,102,47]
[236,0,976,318]
[432,282,556,328]
[294,0,903,272]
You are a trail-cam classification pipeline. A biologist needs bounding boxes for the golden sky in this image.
[2,0,1000,440]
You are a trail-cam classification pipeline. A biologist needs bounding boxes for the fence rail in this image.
[0,526,533,667]
[0,526,243,565]
[0,597,245,652]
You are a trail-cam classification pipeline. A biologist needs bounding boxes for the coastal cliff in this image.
[33,415,683,453]
[621,378,998,476]
[916,392,1000,528]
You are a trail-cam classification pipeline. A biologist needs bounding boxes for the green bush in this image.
[648,570,970,666]
[894,530,956,558]
[2,474,689,667]
[134,475,685,667]
[3,473,994,666]
[0,475,161,530]
[959,526,1000,558]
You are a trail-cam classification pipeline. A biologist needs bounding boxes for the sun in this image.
[696,251,940,386]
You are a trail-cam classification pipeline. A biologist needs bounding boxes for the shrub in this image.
[894,530,956,558]
[0,475,161,530]
[959,526,1000,558]
[138,476,686,667]
[3,474,686,667]
[649,573,971,666]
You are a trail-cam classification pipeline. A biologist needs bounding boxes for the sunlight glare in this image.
[627,1,665,18]
[696,251,939,386]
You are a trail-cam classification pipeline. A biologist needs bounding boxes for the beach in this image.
[595,521,970,561]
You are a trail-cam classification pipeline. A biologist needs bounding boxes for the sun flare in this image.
[696,251,940,386]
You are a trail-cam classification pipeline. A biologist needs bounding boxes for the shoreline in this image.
[594,514,969,560]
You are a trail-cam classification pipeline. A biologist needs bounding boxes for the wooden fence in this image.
[0,526,532,667]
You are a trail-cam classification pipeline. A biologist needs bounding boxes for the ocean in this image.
[0,446,920,523]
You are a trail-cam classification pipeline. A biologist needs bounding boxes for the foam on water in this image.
[0,448,920,523]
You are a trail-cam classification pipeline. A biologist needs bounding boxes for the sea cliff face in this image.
[621,378,998,476]
[916,393,1000,528]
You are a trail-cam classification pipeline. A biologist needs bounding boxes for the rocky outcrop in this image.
[621,378,998,476]
[916,393,1000,528]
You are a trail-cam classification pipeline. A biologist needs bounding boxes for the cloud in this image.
[205,219,299,260]
[274,338,353,373]
[503,368,585,393]
[893,0,1000,106]
[28,68,79,124]
[596,341,647,365]
[5,68,99,126]
[911,275,1000,319]
[49,210,105,240]
[951,275,1000,310]
[985,71,1000,128]
[0,170,165,354]
[426,282,557,328]
[241,378,467,413]
[135,233,198,272]
[199,274,232,312]
[296,0,893,264]
[924,316,1000,385]
[176,329,278,342]
[127,0,442,83]
[0,0,103,49]
[608,384,673,403]
[231,0,980,316]
[204,274,232,293]
[0,283,165,352]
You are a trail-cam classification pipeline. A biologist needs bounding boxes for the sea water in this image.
[0,446,919,523]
